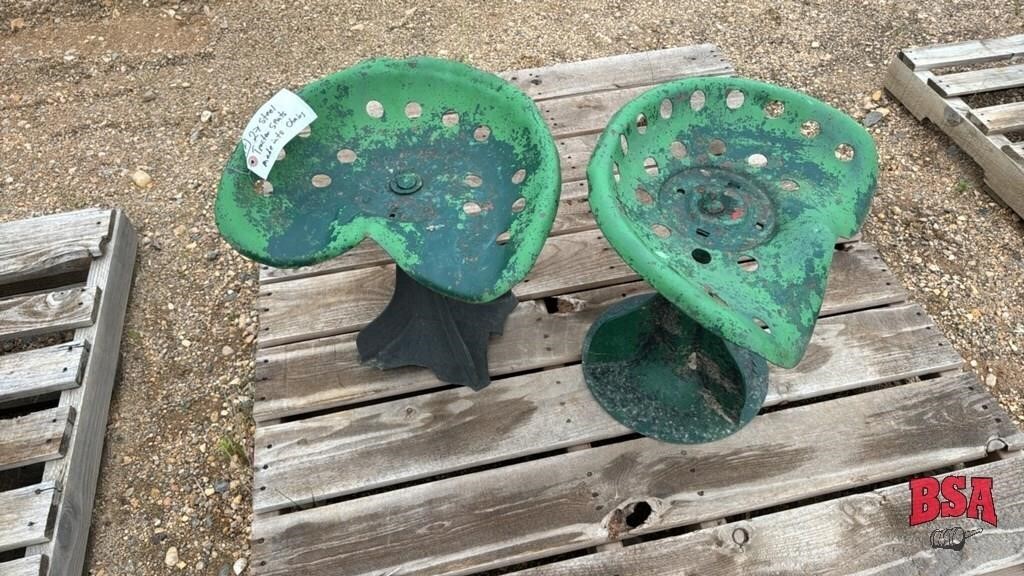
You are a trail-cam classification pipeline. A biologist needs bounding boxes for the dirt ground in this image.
[1,0,1022,573]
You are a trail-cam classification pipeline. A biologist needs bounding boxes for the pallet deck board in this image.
[0,287,99,342]
[254,301,962,513]
[514,456,1024,576]
[258,236,901,349]
[0,555,48,576]
[253,373,1022,576]
[901,33,1024,71]
[0,406,75,472]
[500,44,731,101]
[886,35,1024,216]
[254,244,901,422]
[0,208,111,287]
[0,341,87,404]
[0,483,56,554]
[251,46,1024,575]
[970,100,1024,135]
[929,62,1024,97]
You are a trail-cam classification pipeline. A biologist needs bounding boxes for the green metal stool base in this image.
[582,293,768,444]
[357,267,517,390]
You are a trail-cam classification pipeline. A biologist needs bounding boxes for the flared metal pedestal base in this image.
[582,293,769,444]
[357,267,518,390]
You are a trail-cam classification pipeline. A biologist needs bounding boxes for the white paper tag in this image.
[241,89,317,179]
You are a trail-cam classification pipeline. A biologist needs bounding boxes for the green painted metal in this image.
[215,57,561,303]
[584,76,877,444]
[587,77,878,369]
[583,293,768,443]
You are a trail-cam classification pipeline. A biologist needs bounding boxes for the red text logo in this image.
[909,476,997,527]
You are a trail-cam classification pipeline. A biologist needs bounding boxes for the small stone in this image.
[871,89,882,102]
[986,373,997,387]
[218,564,232,576]
[8,18,26,32]
[141,90,157,102]
[233,558,248,575]
[181,339,192,348]
[349,23,365,31]
[204,487,216,496]
[221,345,235,357]
[201,110,213,123]
[214,479,230,493]
[130,169,152,189]
[206,250,221,261]
[164,546,179,567]
[811,41,820,48]
[862,110,884,128]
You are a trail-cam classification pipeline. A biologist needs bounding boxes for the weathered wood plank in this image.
[252,373,1023,576]
[0,209,112,287]
[0,287,98,342]
[885,57,1024,217]
[0,555,47,576]
[0,406,75,472]
[514,457,1024,576]
[0,341,87,404]
[258,235,900,349]
[500,44,733,101]
[254,243,902,421]
[929,63,1024,97]
[0,483,56,553]
[26,212,137,576]
[259,181,593,284]
[970,100,1024,135]
[254,302,961,512]
[902,34,1024,71]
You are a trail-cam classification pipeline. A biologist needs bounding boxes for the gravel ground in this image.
[1,0,1023,573]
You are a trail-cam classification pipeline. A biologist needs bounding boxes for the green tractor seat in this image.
[584,77,878,443]
[216,58,561,389]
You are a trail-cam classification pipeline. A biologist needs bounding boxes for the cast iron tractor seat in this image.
[584,77,878,443]
[216,57,561,389]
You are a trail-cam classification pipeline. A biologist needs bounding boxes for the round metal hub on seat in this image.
[585,76,878,443]
[655,166,777,252]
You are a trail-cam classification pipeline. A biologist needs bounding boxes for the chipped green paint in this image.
[582,293,769,443]
[215,57,561,303]
[587,77,878,369]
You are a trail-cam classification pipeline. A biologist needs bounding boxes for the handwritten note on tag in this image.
[241,89,317,179]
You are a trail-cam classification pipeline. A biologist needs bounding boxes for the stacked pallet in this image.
[886,34,1024,217]
[0,209,136,576]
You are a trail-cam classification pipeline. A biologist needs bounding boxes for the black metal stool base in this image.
[357,267,518,390]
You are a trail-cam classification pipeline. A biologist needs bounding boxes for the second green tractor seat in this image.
[584,77,878,443]
[216,58,561,389]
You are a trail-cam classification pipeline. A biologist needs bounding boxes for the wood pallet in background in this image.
[250,46,1024,575]
[885,34,1024,217]
[0,209,137,576]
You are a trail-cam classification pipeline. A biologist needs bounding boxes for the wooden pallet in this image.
[0,209,137,576]
[251,46,1024,575]
[885,34,1024,217]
